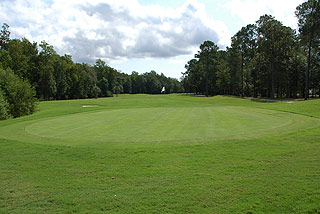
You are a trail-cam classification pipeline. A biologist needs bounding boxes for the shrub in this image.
[106,90,113,97]
[0,68,37,118]
[0,88,10,120]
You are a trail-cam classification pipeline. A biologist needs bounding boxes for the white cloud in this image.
[224,0,304,30]
[0,0,230,64]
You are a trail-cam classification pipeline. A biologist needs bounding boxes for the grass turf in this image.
[0,94,320,213]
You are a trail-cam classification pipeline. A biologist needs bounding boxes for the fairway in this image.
[1,94,320,213]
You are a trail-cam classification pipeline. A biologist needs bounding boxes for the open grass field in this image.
[1,94,320,213]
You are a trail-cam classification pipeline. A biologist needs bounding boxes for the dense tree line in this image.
[182,0,320,99]
[0,26,183,99]
[0,24,183,119]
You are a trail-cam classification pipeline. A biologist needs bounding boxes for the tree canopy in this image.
[182,0,320,99]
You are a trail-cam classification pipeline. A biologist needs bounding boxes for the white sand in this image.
[82,105,100,108]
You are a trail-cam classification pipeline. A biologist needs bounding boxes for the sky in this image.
[0,0,305,79]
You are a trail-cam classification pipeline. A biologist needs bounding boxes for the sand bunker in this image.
[82,105,100,108]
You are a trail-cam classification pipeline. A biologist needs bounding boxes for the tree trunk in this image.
[253,75,257,98]
[305,42,312,100]
[241,52,244,97]
[205,54,209,97]
[270,61,275,99]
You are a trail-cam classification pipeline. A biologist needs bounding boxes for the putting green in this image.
[6,106,314,147]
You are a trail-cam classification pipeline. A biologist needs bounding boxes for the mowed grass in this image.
[1,94,320,213]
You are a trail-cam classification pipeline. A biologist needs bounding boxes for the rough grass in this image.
[1,94,320,213]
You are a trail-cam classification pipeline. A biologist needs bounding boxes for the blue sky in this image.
[0,0,304,79]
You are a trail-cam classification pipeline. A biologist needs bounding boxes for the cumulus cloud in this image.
[0,0,229,64]
[224,0,304,30]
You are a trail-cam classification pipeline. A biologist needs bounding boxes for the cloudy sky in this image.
[0,0,304,79]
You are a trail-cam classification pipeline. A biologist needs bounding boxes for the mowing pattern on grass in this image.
[1,94,320,213]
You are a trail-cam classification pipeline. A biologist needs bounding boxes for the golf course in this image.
[1,94,320,213]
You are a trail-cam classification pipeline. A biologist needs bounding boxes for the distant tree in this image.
[195,41,219,96]
[184,59,202,94]
[231,24,257,97]
[180,71,190,94]
[216,60,231,95]
[0,23,10,50]
[98,77,109,96]
[296,0,320,99]
[92,85,101,99]
[122,75,132,94]
[52,55,69,99]
[144,71,160,94]
[80,63,98,98]
[130,71,139,94]
[39,41,56,57]
[0,49,12,69]
[287,50,306,98]
[7,38,38,81]
[224,46,240,96]
[135,74,147,93]
[38,41,57,100]
[67,63,82,99]
[113,84,123,97]
[107,68,117,94]
[38,63,57,100]
[310,46,320,96]
[255,15,296,98]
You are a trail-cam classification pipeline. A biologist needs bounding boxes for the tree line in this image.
[182,0,320,99]
[0,24,183,120]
